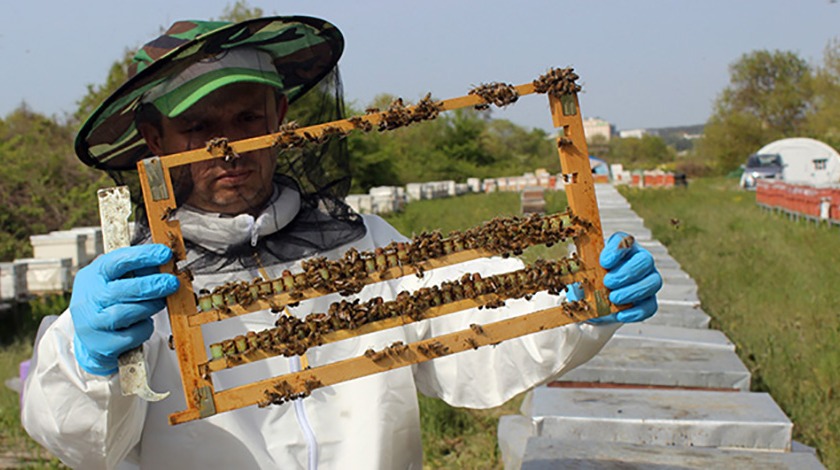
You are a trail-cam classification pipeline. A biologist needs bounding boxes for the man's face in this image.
[141,82,287,215]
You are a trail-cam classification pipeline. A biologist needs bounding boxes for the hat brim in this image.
[76,16,344,171]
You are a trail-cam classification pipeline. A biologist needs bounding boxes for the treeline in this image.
[0,106,110,261]
[696,44,840,174]
[581,42,840,177]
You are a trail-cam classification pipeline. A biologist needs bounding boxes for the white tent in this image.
[757,138,840,185]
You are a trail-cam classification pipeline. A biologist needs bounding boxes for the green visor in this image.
[75,16,344,171]
[145,48,284,117]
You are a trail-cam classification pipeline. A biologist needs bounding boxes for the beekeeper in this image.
[22,16,661,470]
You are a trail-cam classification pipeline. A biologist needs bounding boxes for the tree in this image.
[0,106,108,260]
[699,50,813,173]
[217,0,264,22]
[74,51,133,125]
[806,39,840,149]
[607,135,676,170]
[723,50,812,133]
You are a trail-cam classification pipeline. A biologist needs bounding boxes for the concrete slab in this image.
[658,282,699,303]
[599,216,644,223]
[554,332,750,390]
[602,228,653,241]
[644,302,711,329]
[659,267,693,282]
[650,256,682,271]
[520,438,825,470]
[526,387,792,451]
[598,209,638,218]
[612,324,731,349]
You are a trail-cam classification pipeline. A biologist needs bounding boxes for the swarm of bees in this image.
[377,98,413,131]
[195,211,586,315]
[532,67,582,98]
[205,137,240,161]
[412,93,443,121]
[273,121,306,149]
[207,256,583,363]
[468,82,520,110]
[376,95,445,132]
[348,115,373,132]
[209,68,580,160]
[268,95,445,151]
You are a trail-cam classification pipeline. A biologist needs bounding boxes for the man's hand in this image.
[566,231,662,324]
[70,245,180,376]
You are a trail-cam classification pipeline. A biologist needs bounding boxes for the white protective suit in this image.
[22,191,619,470]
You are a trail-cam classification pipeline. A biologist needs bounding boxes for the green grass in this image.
[620,178,839,468]
[1,295,69,468]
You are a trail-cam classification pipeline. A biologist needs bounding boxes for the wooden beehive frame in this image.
[136,69,614,425]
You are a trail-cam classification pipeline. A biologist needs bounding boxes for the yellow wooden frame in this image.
[135,71,613,425]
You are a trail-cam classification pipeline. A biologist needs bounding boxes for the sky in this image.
[2,0,839,132]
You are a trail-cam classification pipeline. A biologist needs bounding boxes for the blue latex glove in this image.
[69,244,180,375]
[565,231,662,324]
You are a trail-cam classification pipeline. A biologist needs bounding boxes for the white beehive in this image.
[14,258,73,294]
[30,233,85,270]
[0,262,28,301]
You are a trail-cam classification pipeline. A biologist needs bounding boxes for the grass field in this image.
[3,182,836,468]
[620,178,839,468]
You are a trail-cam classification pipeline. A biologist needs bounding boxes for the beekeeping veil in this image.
[74,16,365,274]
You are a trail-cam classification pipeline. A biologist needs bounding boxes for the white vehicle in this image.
[739,153,783,190]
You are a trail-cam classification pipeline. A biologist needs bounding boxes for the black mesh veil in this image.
[110,67,366,275]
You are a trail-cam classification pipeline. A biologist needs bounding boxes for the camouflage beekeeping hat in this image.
[75,16,344,171]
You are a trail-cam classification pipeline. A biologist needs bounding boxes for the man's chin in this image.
[207,191,270,214]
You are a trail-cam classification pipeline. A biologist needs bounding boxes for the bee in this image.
[618,234,635,250]
[466,338,480,350]
[557,137,573,147]
[160,206,175,221]
[304,378,323,394]
[178,267,194,282]
[166,232,184,260]
[348,116,374,132]
[269,300,284,314]
[429,341,449,356]
[387,341,408,358]
[168,335,175,350]
[469,323,485,335]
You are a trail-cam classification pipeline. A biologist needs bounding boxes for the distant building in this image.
[583,118,615,142]
[619,128,647,139]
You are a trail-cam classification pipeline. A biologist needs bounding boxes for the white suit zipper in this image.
[289,355,318,469]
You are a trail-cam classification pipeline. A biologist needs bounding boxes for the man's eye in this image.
[182,123,205,133]
[242,113,265,123]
